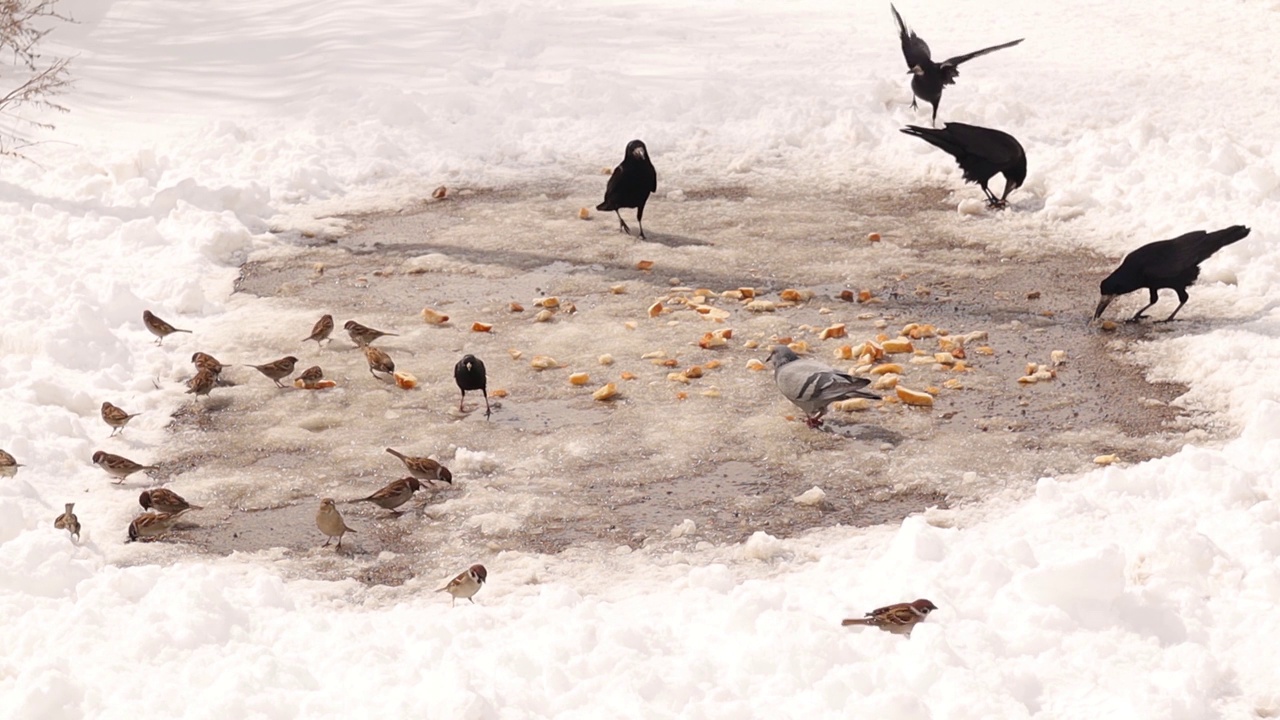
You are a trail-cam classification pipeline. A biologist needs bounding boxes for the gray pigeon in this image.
[767,346,880,428]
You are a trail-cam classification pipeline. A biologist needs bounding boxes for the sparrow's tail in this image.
[841,618,873,627]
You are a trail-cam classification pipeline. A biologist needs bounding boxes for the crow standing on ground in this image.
[597,139,657,240]
[1094,225,1250,323]
[900,123,1026,208]
[454,354,490,418]
[891,4,1023,126]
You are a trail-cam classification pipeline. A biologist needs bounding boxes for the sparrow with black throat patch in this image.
[304,314,335,346]
[841,598,937,636]
[101,402,141,436]
[139,488,202,514]
[245,356,299,387]
[344,320,398,347]
[316,498,357,548]
[385,448,453,484]
[438,564,487,606]
[142,310,191,345]
[454,354,490,417]
[92,451,158,483]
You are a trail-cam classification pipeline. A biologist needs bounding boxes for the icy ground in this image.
[1,0,1280,717]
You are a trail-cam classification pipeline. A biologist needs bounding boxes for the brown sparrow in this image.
[54,503,80,540]
[92,450,158,483]
[139,488,202,514]
[454,354,490,418]
[142,310,191,345]
[0,449,23,477]
[245,356,299,387]
[191,351,224,376]
[841,598,937,636]
[438,564,487,606]
[186,368,217,398]
[355,477,423,512]
[304,314,335,346]
[363,345,395,378]
[127,509,189,542]
[344,320,398,347]
[298,365,324,389]
[316,498,357,548]
[385,448,453,484]
[101,401,141,436]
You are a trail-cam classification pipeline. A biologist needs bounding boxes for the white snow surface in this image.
[2,0,1280,717]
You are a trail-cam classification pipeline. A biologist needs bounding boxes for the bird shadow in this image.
[637,232,715,248]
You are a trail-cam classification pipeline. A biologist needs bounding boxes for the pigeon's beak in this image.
[1093,294,1115,321]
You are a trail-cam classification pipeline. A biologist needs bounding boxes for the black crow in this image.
[454,354,490,418]
[597,139,657,239]
[1094,225,1250,323]
[891,4,1023,126]
[900,123,1026,208]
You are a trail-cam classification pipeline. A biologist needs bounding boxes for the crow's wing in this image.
[1138,226,1250,279]
[940,123,1023,165]
[941,38,1024,68]
[891,4,932,68]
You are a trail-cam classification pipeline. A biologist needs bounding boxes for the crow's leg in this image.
[458,390,466,412]
[1127,288,1161,322]
[1157,288,1190,323]
[482,389,491,419]
[636,203,647,240]
[614,210,631,235]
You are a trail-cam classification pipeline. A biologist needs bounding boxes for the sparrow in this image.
[385,448,453,484]
[438,564,487,606]
[363,345,395,379]
[0,449,23,477]
[245,356,299,387]
[101,401,141,436]
[139,488,202,514]
[92,450,158,483]
[454,354,491,418]
[127,509,189,542]
[767,346,880,428]
[142,310,192,345]
[191,352,225,376]
[304,314,335,346]
[344,320,398,347]
[54,503,80,541]
[298,365,325,389]
[841,598,937,636]
[316,498,357,548]
[354,477,424,512]
[186,368,217,398]
[597,139,657,239]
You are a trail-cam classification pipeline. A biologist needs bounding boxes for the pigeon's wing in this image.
[941,123,1023,165]
[941,38,1024,68]
[891,4,932,68]
[779,359,876,404]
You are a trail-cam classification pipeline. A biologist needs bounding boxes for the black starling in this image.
[596,139,657,240]
[900,122,1026,208]
[1095,225,1250,323]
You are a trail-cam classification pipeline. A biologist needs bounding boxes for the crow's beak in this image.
[632,147,647,160]
[1093,295,1115,321]
[908,66,922,76]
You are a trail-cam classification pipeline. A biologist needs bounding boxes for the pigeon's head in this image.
[766,346,800,369]
[626,139,648,161]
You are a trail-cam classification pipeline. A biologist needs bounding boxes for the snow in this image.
[2,0,1279,717]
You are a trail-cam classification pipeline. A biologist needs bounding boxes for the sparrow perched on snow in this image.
[316,498,357,548]
[344,320,398,347]
[101,401,141,436]
[841,598,937,636]
[142,310,191,345]
[298,365,324,389]
[454,354,491,417]
[385,448,453,484]
[363,345,395,379]
[245,356,299,387]
[139,488,202,514]
[54,503,80,541]
[191,351,224,376]
[186,368,217,398]
[767,346,879,428]
[92,450,158,483]
[0,449,23,477]
[304,314,335,346]
[438,564,487,606]
[127,509,189,542]
[354,477,423,512]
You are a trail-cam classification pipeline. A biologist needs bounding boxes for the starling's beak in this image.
[1093,294,1116,321]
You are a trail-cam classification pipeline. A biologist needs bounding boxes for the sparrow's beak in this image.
[1093,294,1116,321]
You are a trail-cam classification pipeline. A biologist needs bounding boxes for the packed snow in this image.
[2,0,1280,717]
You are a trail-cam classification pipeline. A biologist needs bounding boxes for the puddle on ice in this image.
[148,179,1204,585]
